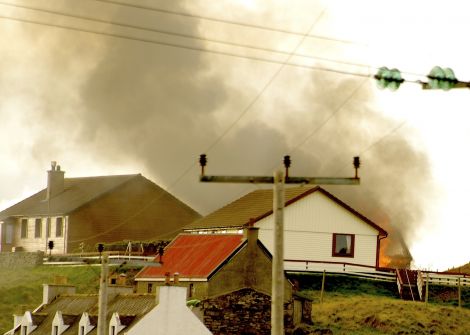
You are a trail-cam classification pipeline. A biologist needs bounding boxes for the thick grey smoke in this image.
[1,1,435,255]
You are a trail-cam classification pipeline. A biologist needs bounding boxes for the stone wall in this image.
[0,251,44,268]
[200,288,295,335]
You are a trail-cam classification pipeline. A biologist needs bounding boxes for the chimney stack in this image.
[244,225,259,250]
[46,161,65,200]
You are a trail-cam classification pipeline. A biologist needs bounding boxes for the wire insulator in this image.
[283,155,291,178]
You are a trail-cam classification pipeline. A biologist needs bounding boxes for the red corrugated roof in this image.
[136,234,244,279]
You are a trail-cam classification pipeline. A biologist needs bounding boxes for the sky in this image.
[0,0,469,271]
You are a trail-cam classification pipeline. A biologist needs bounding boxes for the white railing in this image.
[285,259,396,282]
[424,272,470,287]
[417,271,424,300]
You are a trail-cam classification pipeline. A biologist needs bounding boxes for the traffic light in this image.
[427,66,457,90]
[375,67,404,91]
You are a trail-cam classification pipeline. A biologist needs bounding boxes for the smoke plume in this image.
[0,1,436,258]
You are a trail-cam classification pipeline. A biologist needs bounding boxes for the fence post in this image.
[458,277,462,308]
[320,270,326,304]
[425,272,429,305]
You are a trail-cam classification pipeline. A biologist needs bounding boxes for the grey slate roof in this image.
[11,293,156,335]
[0,174,138,220]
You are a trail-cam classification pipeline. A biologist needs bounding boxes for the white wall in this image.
[14,216,66,253]
[256,191,379,269]
[125,286,212,335]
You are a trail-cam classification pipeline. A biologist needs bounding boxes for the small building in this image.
[184,186,388,272]
[0,162,200,254]
[135,227,291,299]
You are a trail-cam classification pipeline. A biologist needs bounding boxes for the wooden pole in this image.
[320,270,326,304]
[425,272,429,305]
[271,170,285,335]
[458,277,462,308]
[97,253,108,335]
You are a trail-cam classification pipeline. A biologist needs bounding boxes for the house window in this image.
[53,325,59,335]
[46,218,51,238]
[147,283,153,293]
[80,326,85,335]
[332,233,355,257]
[56,218,63,237]
[35,219,42,238]
[21,219,28,238]
[6,223,14,244]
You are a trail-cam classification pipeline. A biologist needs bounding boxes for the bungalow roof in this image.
[184,186,387,236]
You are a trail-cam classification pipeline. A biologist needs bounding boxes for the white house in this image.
[184,186,388,272]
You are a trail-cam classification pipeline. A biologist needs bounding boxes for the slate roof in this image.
[11,294,156,335]
[184,186,387,236]
[135,234,246,280]
[0,174,138,219]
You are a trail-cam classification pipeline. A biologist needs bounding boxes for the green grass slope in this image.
[290,273,470,335]
[0,265,100,333]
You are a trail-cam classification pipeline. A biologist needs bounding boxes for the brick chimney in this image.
[244,225,259,250]
[46,161,65,200]
[43,283,76,305]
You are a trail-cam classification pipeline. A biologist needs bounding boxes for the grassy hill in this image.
[290,273,470,335]
[449,262,470,275]
[301,293,470,335]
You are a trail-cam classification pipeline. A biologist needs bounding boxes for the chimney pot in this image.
[174,272,180,284]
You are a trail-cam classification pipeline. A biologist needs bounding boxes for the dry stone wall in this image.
[200,288,295,335]
[0,251,43,268]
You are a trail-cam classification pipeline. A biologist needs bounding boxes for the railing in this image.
[423,271,470,287]
[285,259,396,282]
[397,275,402,297]
[417,271,424,301]
[404,269,415,301]
[43,251,156,265]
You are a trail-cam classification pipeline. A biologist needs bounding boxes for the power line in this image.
[204,8,328,154]
[288,78,369,157]
[93,0,364,46]
[0,13,374,79]
[333,119,408,175]
[0,1,381,76]
[69,8,329,243]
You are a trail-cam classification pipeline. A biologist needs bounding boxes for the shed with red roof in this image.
[135,227,293,301]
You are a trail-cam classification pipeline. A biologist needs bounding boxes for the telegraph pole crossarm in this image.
[198,154,361,335]
[199,154,361,185]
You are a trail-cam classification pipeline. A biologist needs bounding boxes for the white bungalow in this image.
[184,186,388,272]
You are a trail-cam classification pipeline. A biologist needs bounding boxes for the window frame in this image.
[46,218,51,238]
[55,217,63,237]
[332,233,355,258]
[34,218,42,238]
[21,219,28,239]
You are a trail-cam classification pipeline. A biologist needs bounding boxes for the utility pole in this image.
[97,253,109,335]
[198,154,361,335]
